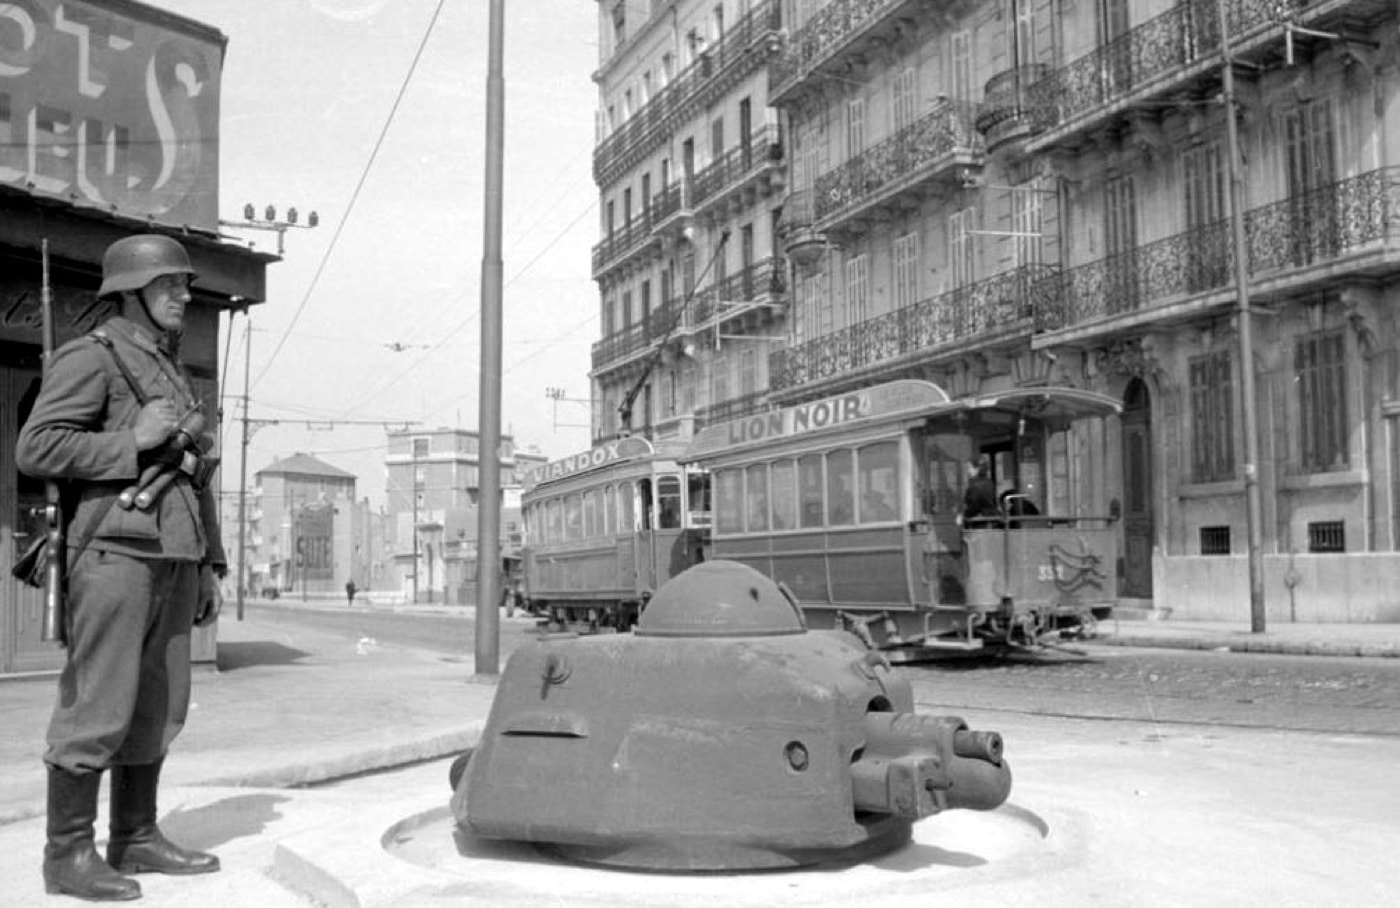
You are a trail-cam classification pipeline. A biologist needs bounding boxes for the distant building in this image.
[384,428,547,604]
[246,453,358,597]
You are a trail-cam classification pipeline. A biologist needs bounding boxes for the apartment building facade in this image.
[591,0,1400,623]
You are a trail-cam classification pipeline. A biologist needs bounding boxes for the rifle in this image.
[39,240,66,646]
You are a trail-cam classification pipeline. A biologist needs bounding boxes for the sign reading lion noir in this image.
[686,380,952,459]
[0,0,225,229]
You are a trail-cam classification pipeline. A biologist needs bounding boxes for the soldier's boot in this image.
[42,766,142,901]
[106,760,219,876]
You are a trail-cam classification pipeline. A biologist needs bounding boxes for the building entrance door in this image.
[1120,379,1154,598]
[1,366,63,675]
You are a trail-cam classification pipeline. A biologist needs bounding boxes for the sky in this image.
[152,0,600,508]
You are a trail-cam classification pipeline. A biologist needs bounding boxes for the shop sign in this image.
[0,0,224,229]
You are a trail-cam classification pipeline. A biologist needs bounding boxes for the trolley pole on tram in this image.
[475,0,505,675]
[1219,5,1266,633]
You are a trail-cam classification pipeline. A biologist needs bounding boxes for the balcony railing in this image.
[771,0,914,100]
[590,321,650,372]
[692,124,784,208]
[976,63,1055,149]
[651,180,693,225]
[692,257,788,326]
[591,212,656,275]
[1027,0,1311,138]
[814,101,982,221]
[594,0,780,183]
[1038,167,1400,331]
[770,264,1055,392]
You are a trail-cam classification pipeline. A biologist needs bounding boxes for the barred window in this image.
[1295,331,1348,472]
[1189,350,1234,482]
[1199,526,1231,555]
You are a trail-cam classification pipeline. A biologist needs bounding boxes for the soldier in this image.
[17,234,226,901]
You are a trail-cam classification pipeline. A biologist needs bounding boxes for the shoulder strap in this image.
[89,331,151,406]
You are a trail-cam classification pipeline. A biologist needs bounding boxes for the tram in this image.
[519,435,710,632]
[680,379,1122,659]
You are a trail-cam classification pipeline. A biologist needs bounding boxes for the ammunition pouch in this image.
[187,453,220,491]
[11,535,48,588]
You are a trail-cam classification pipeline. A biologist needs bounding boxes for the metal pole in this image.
[411,446,419,605]
[236,315,251,620]
[1219,2,1266,633]
[475,0,505,675]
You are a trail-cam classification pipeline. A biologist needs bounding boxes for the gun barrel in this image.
[38,239,65,646]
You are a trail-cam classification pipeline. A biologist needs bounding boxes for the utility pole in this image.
[476,0,505,675]
[236,315,252,620]
[1219,4,1266,633]
[412,444,420,605]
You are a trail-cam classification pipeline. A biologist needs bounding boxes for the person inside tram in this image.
[999,487,1041,528]
[958,456,999,528]
[862,488,897,522]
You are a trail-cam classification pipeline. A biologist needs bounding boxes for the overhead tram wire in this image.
[335,197,597,416]
[249,0,449,390]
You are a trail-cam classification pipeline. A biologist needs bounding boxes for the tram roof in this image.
[950,387,1123,423]
[522,435,694,493]
[682,382,1120,464]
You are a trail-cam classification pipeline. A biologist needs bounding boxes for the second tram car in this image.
[680,379,1122,659]
[520,435,710,631]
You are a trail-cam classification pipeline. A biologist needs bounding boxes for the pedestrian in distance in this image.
[346,578,357,606]
[17,234,225,902]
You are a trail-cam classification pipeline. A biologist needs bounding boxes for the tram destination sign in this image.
[523,435,654,490]
[686,380,951,460]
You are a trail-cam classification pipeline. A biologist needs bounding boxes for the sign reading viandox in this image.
[685,380,951,460]
[523,435,654,490]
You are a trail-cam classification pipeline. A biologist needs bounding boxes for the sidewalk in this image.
[1089,614,1400,658]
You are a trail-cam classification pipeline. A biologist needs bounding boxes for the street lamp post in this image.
[1218,4,1266,633]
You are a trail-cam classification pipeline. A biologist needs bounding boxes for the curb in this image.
[1092,635,1400,659]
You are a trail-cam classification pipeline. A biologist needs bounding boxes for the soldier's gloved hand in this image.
[195,564,223,627]
[133,398,179,451]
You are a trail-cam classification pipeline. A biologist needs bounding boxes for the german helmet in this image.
[98,235,196,298]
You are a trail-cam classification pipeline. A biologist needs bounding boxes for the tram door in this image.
[2,368,62,675]
[911,428,973,604]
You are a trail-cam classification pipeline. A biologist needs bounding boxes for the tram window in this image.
[771,459,796,530]
[688,471,712,527]
[798,454,824,528]
[857,441,898,523]
[715,469,744,533]
[582,488,600,538]
[746,463,769,532]
[545,499,562,544]
[618,480,636,532]
[827,449,855,526]
[638,479,654,530]
[657,475,683,529]
[565,494,582,540]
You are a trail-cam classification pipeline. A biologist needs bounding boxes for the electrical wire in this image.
[250,0,448,390]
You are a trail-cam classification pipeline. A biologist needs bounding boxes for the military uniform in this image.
[17,314,224,772]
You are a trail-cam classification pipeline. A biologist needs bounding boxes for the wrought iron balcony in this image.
[594,0,781,186]
[692,124,785,211]
[770,264,1056,393]
[590,321,650,373]
[1026,0,1313,149]
[690,257,788,329]
[591,212,657,278]
[976,64,1055,152]
[814,101,983,224]
[770,0,924,104]
[1037,167,1400,332]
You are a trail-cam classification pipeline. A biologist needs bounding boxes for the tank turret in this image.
[450,560,1011,871]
